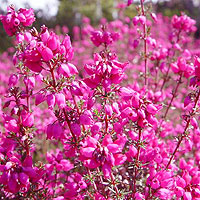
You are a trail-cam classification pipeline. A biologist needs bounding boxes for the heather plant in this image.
[0,1,200,200]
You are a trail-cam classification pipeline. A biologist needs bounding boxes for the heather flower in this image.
[0,6,35,36]
[47,94,56,110]
[46,123,63,140]
[79,114,91,125]
[35,92,46,106]
[80,135,127,178]
[64,173,87,199]
[91,30,120,47]
[172,14,196,32]
[8,74,19,87]
[71,123,81,137]
[55,93,66,109]
[21,111,34,127]
[127,0,133,6]
[4,116,19,133]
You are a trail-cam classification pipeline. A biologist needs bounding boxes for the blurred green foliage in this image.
[156,0,196,17]
[56,0,116,26]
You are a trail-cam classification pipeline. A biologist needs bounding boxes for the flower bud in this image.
[146,104,157,115]
[139,16,146,25]
[24,76,35,89]
[9,74,19,87]
[132,94,140,108]
[46,123,63,140]
[71,123,81,137]
[22,112,34,127]
[184,96,191,107]
[55,93,66,109]
[41,47,53,61]
[151,13,158,22]
[191,117,198,129]
[105,105,113,117]
[47,94,55,110]
[80,114,91,125]
[19,172,29,185]
[35,93,46,106]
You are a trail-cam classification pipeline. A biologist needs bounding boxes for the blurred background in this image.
[0,0,200,52]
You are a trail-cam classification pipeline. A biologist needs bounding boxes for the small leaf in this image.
[3,100,11,109]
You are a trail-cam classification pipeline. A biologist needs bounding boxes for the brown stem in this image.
[104,97,108,134]
[163,73,183,119]
[160,30,181,91]
[26,85,30,112]
[63,108,77,143]
[71,94,86,132]
[133,128,142,198]
[14,93,30,155]
[140,0,148,86]
[49,61,58,92]
[165,89,200,169]
[53,168,58,197]
[154,61,159,92]
[105,112,108,134]
[50,68,57,91]
[111,173,119,198]
[160,61,171,91]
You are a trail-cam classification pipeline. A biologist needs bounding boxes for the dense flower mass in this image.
[0,2,200,199]
[171,13,196,32]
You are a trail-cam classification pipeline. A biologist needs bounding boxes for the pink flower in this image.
[47,94,55,110]
[35,93,46,106]
[0,6,35,36]
[183,192,192,200]
[41,47,53,61]
[156,188,173,199]
[55,93,66,109]
[8,74,19,87]
[59,159,74,171]
[151,178,160,189]
[46,123,63,140]
[22,112,34,127]
[5,118,19,133]
[58,63,78,77]
[47,32,60,51]
[146,104,158,114]
[172,14,196,32]
[19,172,29,185]
[79,114,91,125]
[71,123,81,137]
[127,0,133,6]
[25,60,43,73]
[62,35,74,60]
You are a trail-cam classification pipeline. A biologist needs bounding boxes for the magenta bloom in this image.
[80,135,127,178]
[0,6,35,36]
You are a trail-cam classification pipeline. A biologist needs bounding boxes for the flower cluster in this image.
[0,5,35,36]
[18,25,74,73]
[91,29,120,47]
[171,13,196,32]
[171,57,194,78]
[84,52,128,89]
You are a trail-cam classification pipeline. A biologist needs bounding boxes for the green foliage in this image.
[56,0,116,26]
